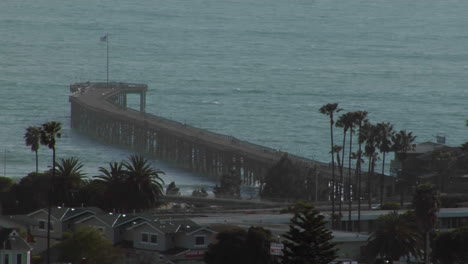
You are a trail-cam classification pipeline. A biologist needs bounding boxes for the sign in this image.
[185,250,206,258]
[270,242,284,256]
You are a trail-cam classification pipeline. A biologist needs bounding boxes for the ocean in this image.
[1,0,467,194]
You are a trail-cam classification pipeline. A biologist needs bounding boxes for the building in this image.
[0,229,32,264]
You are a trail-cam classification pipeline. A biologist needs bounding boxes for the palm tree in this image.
[332,144,343,222]
[354,111,368,232]
[319,103,342,227]
[24,126,42,173]
[54,157,85,205]
[376,122,394,206]
[336,112,354,224]
[366,211,423,263]
[413,184,440,264]
[362,122,379,209]
[392,130,416,207]
[94,161,127,211]
[123,154,165,210]
[40,121,62,264]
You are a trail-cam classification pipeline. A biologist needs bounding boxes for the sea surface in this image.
[1,0,467,194]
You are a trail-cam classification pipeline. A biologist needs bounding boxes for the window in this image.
[38,220,46,230]
[39,220,54,231]
[16,254,22,264]
[195,236,205,246]
[141,232,158,244]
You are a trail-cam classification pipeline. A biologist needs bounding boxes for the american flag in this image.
[100,34,108,42]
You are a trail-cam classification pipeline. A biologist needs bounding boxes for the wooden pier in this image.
[69,82,335,201]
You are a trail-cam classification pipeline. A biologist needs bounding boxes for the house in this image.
[27,206,103,253]
[4,206,218,262]
[74,213,153,245]
[0,228,32,264]
[126,218,217,252]
[392,141,468,193]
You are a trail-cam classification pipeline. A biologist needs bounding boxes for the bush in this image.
[381,202,401,210]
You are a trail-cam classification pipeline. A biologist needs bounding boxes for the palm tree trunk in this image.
[367,157,372,209]
[348,130,353,231]
[357,124,363,233]
[47,147,56,264]
[380,152,386,206]
[35,150,39,174]
[339,132,347,224]
[330,121,336,228]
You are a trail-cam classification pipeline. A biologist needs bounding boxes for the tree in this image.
[123,154,165,210]
[361,121,379,209]
[0,177,14,193]
[336,112,355,226]
[432,226,468,264]
[24,126,42,173]
[261,155,302,200]
[282,202,338,264]
[40,121,62,264]
[319,103,342,226]
[392,130,416,206]
[366,211,423,263]
[331,144,343,221]
[376,122,394,205]
[13,172,51,213]
[54,157,85,206]
[354,111,368,232]
[413,184,440,264]
[213,169,241,198]
[204,226,273,264]
[57,227,122,264]
[93,161,127,211]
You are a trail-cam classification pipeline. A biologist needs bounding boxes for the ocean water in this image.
[1,0,467,193]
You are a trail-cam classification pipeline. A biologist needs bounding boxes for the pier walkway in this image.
[69,82,337,201]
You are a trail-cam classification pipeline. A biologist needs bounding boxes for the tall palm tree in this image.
[361,121,379,208]
[413,184,440,264]
[54,157,85,205]
[24,126,42,173]
[40,121,62,264]
[336,112,354,223]
[366,211,423,263]
[392,130,416,207]
[376,122,394,206]
[332,144,343,222]
[319,103,342,228]
[354,111,368,232]
[94,161,127,211]
[123,154,165,210]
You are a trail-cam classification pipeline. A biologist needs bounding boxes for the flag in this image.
[100,34,108,42]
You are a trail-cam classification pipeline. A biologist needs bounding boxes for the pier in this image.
[69,82,336,201]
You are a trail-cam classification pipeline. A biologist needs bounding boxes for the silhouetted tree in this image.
[40,121,62,264]
[24,126,42,173]
[204,226,273,264]
[319,103,342,226]
[123,155,165,210]
[413,184,440,264]
[366,211,422,263]
[282,202,338,264]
